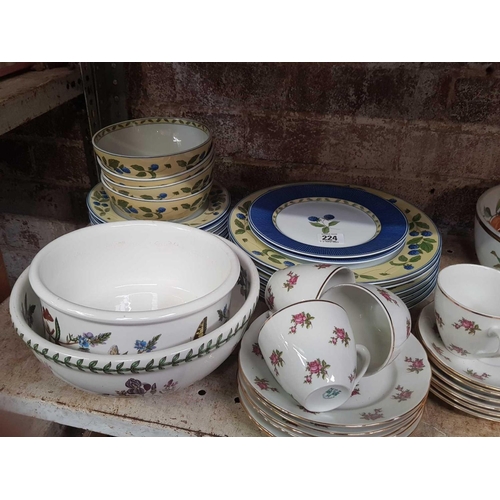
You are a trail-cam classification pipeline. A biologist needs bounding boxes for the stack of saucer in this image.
[418,302,500,422]
[86,181,230,239]
[238,312,430,437]
[229,182,441,309]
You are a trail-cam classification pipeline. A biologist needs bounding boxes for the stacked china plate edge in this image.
[417,302,500,422]
[87,180,230,238]
[237,311,431,437]
[229,182,441,309]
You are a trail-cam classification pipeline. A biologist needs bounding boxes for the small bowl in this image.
[475,185,500,270]
[99,146,215,187]
[104,181,212,221]
[10,238,259,396]
[28,221,241,354]
[101,157,214,201]
[321,283,411,376]
[92,117,212,178]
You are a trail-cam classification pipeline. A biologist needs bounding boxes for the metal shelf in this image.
[0,66,83,135]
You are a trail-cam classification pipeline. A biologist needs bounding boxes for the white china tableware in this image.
[434,264,500,359]
[239,311,430,427]
[28,221,240,354]
[264,264,355,313]
[258,300,370,412]
[10,238,259,395]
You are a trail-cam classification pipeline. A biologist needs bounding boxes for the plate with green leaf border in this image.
[87,180,230,230]
[229,182,441,284]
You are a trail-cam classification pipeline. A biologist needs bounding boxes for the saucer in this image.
[417,302,500,393]
[239,311,431,428]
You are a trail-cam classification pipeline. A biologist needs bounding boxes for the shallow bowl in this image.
[28,221,240,354]
[99,147,215,187]
[105,181,212,221]
[101,157,214,201]
[10,239,259,395]
[92,117,212,178]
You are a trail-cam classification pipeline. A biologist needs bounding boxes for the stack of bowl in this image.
[9,221,260,396]
[475,184,500,270]
[88,117,230,238]
[237,263,431,437]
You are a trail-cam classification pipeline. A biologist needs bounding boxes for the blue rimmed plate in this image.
[248,184,408,259]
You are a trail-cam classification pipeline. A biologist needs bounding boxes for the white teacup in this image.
[258,300,370,412]
[321,283,411,376]
[264,264,355,313]
[434,264,500,359]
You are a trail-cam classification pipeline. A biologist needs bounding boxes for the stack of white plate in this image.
[418,303,500,422]
[86,180,231,238]
[229,182,442,309]
[238,312,431,437]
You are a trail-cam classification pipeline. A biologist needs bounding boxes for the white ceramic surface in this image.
[258,300,370,412]
[418,302,500,391]
[240,311,430,427]
[474,216,500,270]
[434,264,500,359]
[264,264,355,313]
[320,283,409,376]
[10,238,259,396]
[28,221,240,354]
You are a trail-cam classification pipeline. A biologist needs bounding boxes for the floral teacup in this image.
[434,264,500,359]
[321,283,411,376]
[264,264,355,313]
[258,300,370,412]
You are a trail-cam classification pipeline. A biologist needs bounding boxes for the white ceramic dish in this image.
[239,311,430,427]
[10,239,259,396]
[28,221,240,354]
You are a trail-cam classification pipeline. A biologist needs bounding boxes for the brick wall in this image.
[2,62,500,285]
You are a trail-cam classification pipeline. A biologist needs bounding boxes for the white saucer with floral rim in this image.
[239,311,431,428]
[417,302,500,392]
[87,181,231,230]
[238,370,425,436]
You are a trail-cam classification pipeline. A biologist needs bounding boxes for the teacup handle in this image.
[353,345,371,385]
[476,325,500,358]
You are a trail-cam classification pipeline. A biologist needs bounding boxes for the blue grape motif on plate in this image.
[308,214,339,235]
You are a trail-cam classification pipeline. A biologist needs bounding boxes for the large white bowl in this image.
[10,239,259,396]
[28,221,240,354]
[475,185,500,270]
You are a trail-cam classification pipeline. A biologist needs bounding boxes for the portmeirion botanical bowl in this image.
[105,181,212,221]
[99,146,215,188]
[28,221,240,355]
[92,117,212,179]
[475,185,500,270]
[10,239,259,396]
[100,156,214,201]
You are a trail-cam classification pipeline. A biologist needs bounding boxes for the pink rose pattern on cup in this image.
[391,385,413,403]
[330,326,351,347]
[405,356,425,374]
[289,311,314,334]
[376,287,399,306]
[435,312,445,328]
[265,286,275,310]
[304,358,330,384]
[252,342,263,359]
[406,318,411,338]
[348,370,356,383]
[269,349,285,376]
[351,385,360,396]
[448,344,470,357]
[432,343,451,362]
[453,318,481,335]
[283,271,299,291]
